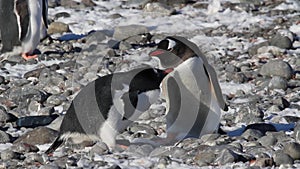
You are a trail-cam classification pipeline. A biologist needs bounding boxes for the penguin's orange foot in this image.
[22,53,38,60]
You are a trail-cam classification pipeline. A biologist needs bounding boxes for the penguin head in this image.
[149,36,197,70]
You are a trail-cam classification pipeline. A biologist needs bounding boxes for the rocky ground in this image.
[0,0,300,168]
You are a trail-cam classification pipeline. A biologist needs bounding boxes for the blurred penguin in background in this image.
[0,0,48,60]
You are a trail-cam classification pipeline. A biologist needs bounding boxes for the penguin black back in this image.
[45,67,167,154]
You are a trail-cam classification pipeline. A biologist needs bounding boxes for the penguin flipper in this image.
[45,137,64,154]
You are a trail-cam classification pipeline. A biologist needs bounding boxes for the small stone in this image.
[48,22,71,34]
[250,158,273,167]
[272,97,290,110]
[257,135,277,147]
[0,149,20,160]
[283,142,300,160]
[82,0,96,7]
[215,148,238,165]
[54,12,71,19]
[0,107,9,123]
[294,123,300,143]
[269,34,293,49]
[248,41,269,56]
[14,127,58,145]
[268,76,288,90]
[241,129,264,141]
[16,115,58,128]
[143,2,175,17]
[0,130,11,143]
[0,75,5,84]
[194,149,216,166]
[90,142,109,155]
[11,142,39,153]
[127,144,154,157]
[273,151,294,165]
[84,31,108,44]
[260,60,294,79]
[113,25,149,41]
[24,153,45,164]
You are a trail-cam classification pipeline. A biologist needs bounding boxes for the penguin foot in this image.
[22,53,38,60]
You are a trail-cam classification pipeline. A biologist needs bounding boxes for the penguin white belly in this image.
[21,0,43,54]
[164,57,221,141]
[99,87,160,149]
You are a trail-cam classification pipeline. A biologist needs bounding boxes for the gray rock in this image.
[84,31,108,44]
[11,142,39,153]
[0,75,4,84]
[272,97,290,110]
[194,149,216,166]
[90,142,109,155]
[248,41,269,56]
[143,2,175,16]
[16,115,58,128]
[127,144,154,157]
[283,142,300,160]
[46,95,67,106]
[54,12,71,19]
[215,149,239,165]
[268,76,288,90]
[14,127,58,145]
[113,25,149,41]
[241,129,264,141]
[0,149,20,160]
[0,130,11,143]
[260,60,294,79]
[8,85,48,104]
[273,151,294,165]
[0,107,9,123]
[250,158,273,167]
[294,123,300,143]
[269,34,293,49]
[257,135,277,147]
[24,153,45,164]
[48,22,71,34]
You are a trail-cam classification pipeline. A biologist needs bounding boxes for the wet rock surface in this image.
[0,0,299,168]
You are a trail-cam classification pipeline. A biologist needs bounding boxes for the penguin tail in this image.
[45,137,64,154]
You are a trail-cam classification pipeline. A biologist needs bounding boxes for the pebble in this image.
[143,2,175,16]
[260,60,294,79]
[273,151,294,165]
[11,142,39,153]
[283,142,300,160]
[0,150,21,161]
[241,129,264,141]
[0,130,11,143]
[16,115,58,128]
[113,25,149,41]
[14,127,58,145]
[269,34,293,49]
[48,22,71,34]
[268,76,288,90]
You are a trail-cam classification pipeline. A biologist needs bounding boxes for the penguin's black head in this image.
[149,36,197,70]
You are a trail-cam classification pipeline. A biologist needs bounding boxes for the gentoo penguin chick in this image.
[0,0,48,60]
[149,36,228,145]
[45,67,167,154]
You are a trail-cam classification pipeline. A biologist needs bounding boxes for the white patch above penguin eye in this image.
[167,39,176,51]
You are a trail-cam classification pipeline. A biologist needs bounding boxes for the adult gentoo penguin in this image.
[0,0,48,60]
[149,36,228,145]
[45,67,168,154]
